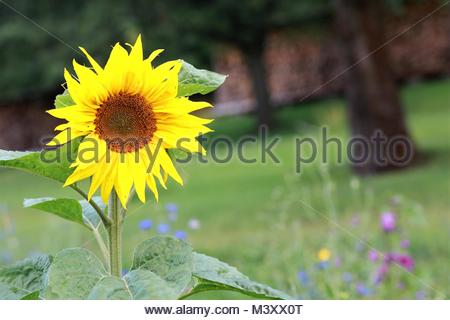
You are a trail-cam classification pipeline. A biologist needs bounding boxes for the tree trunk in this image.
[244,50,273,128]
[334,0,417,175]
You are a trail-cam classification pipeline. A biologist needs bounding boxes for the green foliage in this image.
[130,236,288,299]
[87,276,132,300]
[0,0,132,100]
[178,61,227,97]
[23,197,105,230]
[54,90,75,108]
[0,283,33,300]
[191,253,291,300]
[0,139,80,183]
[123,270,178,300]
[24,198,85,228]
[0,254,52,299]
[45,248,108,299]
[167,0,329,52]
[0,237,289,300]
[80,198,104,229]
[131,236,193,296]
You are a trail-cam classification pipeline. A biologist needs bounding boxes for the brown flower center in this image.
[94,93,156,153]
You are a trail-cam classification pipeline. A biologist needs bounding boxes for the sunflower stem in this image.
[107,191,122,277]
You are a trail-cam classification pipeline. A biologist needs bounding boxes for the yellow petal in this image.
[146,175,159,201]
[132,155,147,203]
[64,163,98,187]
[72,60,107,104]
[146,49,164,66]
[47,105,96,121]
[153,97,212,115]
[101,153,118,203]
[129,34,143,64]
[103,43,130,94]
[73,135,107,167]
[79,47,103,74]
[158,148,183,185]
[87,155,109,199]
[114,153,134,207]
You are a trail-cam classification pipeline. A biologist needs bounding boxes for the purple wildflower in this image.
[395,254,415,271]
[368,249,379,262]
[384,252,397,263]
[401,239,410,249]
[315,261,329,270]
[415,291,426,299]
[297,270,309,285]
[174,230,187,240]
[188,218,201,230]
[157,223,170,234]
[374,263,389,284]
[334,257,342,268]
[138,219,152,231]
[380,211,396,232]
[165,203,178,213]
[356,283,371,296]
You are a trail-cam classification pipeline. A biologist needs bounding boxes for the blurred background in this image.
[0,0,449,299]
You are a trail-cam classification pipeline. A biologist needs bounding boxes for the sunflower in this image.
[47,35,213,206]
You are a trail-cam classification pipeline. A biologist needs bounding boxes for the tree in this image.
[333,0,417,174]
[159,0,328,129]
[0,0,131,102]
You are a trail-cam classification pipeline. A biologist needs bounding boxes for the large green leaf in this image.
[131,236,193,296]
[23,197,105,230]
[54,89,75,109]
[0,139,80,184]
[0,254,52,298]
[45,248,107,299]
[177,61,227,97]
[0,282,33,300]
[190,253,291,300]
[87,276,132,300]
[124,270,177,300]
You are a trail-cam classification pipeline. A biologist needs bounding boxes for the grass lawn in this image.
[1,78,449,299]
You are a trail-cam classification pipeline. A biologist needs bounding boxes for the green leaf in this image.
[191,253,291,300]
[87,276,132,300]
[0,139,80,184]
[23,197,105,230]
[24,198,85,228]
[0,254,52,298]
[45,248,107,299]
[80,197,105,229]
[0,282,31,300]
[54,90,75,108]
[131,236,193,296]
[124,270,178,300]
[87,271,178,300]
[178,61,227,97]
[21,291,41,300]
